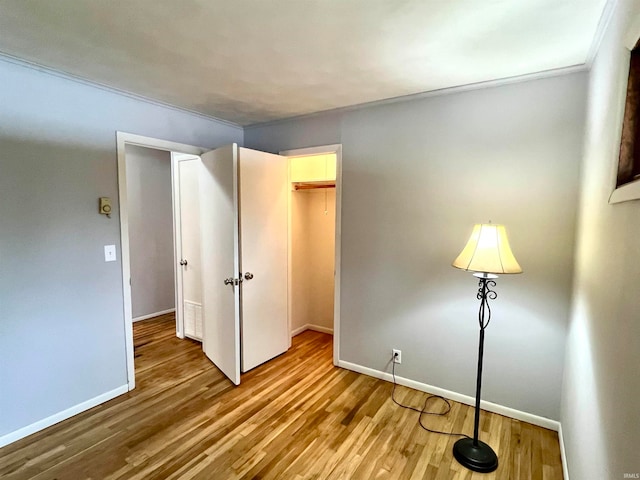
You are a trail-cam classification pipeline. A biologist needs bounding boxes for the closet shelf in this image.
[292,181,335,191]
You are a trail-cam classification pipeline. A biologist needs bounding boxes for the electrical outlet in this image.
[392,349,402,364]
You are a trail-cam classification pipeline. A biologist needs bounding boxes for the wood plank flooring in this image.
[0,314,563,479]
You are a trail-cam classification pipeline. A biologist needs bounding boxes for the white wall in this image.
[291,188,336,333]
[561,0,640,478]
[247,71,587,421]
[0,57,242,441]
[125,145,175,319]
[291,190,309,333]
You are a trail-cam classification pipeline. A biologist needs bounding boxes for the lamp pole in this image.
[452,273,499,473]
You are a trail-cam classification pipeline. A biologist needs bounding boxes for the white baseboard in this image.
[558,423,570,480]
[133,308,175,322]
[308,324,333,335]
[0,384,128,449]
[337,360,560,432]
[291,325,308,336]
[291,323,334,337]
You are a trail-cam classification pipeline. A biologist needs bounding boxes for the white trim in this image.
[623,1,640,49]
[608,7,640,204]
[286,155,293,349]
[0,385,128,448]
[609,177,640,203]
[280,144,343,157]
[132,308,176,323]
[246,66,587,130]
[308,324,334,335]
[171,153,185,339]
[117,132,209,391]
[0,53,243,129]
[280,144,342,367]
[558,423,570,480]
[291,325,307,337]
[291,324,334,336]
[585,0,619,67]
[337,360,561,432]
[117,132,209,156]
[333,146,343,365]
[0,50,586,132]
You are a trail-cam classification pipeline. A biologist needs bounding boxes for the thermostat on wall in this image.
[99,197,112,217]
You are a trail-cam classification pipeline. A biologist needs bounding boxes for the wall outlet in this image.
[392,349,402,364]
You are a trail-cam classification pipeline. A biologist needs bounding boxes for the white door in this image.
[178,159,203,339]
[199,144,241,385]
[238,147,289,372]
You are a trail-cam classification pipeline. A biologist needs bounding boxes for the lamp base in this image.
[453,437,498,473]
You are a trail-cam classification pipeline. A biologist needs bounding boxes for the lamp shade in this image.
[452,224,522,274]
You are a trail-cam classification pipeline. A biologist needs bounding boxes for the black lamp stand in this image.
[452,273,499,473]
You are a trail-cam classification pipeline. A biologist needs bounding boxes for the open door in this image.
[176,157,203,340]
[198,144,289,382]
[199,144,241,385]
[239,147,289,372]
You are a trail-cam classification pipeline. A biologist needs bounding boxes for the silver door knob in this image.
[224,277,234,285]
[244,272,254,280]
[180,259,188,266]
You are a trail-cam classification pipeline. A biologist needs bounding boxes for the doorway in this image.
[117,132,208,390]
[124,144,176,325]
[281,145,342,366]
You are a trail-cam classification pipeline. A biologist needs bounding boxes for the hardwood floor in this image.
[0,314,563,479]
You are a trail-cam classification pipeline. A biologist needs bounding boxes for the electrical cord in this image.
[391,355,470,438]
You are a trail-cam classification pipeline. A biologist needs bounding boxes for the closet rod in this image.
[293,183,335,191]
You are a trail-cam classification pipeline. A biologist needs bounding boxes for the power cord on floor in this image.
[391,353,470,438]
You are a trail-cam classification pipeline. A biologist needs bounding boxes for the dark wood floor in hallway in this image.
[0,314,563,479]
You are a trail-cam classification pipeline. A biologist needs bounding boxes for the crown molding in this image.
[0,49,592,133]
[585,0,619,67]
[0,51,243,130]
[245,64,589,130]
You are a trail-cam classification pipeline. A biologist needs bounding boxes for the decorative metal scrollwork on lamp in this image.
[451,223,522,473]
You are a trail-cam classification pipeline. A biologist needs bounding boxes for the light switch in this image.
[104,245,116,262]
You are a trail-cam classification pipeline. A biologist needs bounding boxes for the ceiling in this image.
[0,0,608,126]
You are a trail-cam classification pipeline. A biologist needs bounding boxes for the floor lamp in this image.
[451,223,522,473]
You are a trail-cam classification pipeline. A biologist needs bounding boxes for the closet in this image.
[289,154,337,337]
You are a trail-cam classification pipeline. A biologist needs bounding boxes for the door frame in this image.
[116,132,208,390]
[280,144,342,366]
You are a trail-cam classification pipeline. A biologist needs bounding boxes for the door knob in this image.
[180,259,188,266]
[224,277,234,285]
[244,272,254,280]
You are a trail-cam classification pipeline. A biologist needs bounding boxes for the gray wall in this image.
[125,145,175,319]
[562,0,640,478]
[0,58,242,438]
[246,72,587,420]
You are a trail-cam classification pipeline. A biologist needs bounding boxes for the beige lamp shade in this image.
[452,224,522,274]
